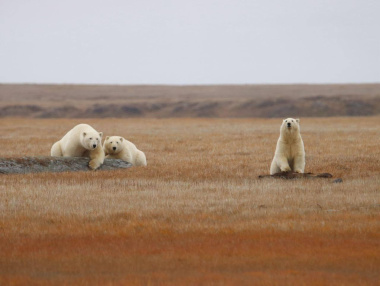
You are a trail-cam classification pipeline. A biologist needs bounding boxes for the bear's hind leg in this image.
[293,154,305,173]
[135,151,147,166]
[275,155,291,173]
[51,142,62,156]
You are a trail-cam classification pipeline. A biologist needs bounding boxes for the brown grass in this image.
[0,117,379,285]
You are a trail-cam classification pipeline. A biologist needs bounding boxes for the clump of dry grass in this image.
[0,117,379,285]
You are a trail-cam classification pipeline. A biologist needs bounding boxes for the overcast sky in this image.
[0,0,379,85]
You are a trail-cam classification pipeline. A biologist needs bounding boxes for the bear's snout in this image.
[113,146,117,151]
[287,122,291,128]
[93,144,97,148]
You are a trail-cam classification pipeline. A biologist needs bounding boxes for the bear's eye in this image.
[292,120,294,122]
[110,141,113,143]
[117,142,119,144]
[285,120,287,122]
[96,138,99,140]
[89,138,93,140]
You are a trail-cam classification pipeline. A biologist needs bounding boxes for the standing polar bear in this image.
[51,124,105,170]
[103,136,147,166]
[270,118,305,175]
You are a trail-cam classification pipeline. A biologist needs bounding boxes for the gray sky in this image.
[1,0,379,85]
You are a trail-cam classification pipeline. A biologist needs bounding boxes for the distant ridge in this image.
[1,84,379,118]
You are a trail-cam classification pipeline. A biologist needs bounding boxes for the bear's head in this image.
[281,118,300,135]
[104,136,124,155]
[81,131,103,150]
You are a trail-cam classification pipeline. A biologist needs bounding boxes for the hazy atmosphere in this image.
[1,0,380,84]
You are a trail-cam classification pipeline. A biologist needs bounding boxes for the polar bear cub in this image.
[51,123,105,170]
[103,136,147,166]
[270,118,305,175]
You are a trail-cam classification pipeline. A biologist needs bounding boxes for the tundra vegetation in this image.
[0,117,379,285]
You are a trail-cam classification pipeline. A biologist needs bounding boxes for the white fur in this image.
[103,136,147,167]
[51,124,105,170]
[270,118,305,175]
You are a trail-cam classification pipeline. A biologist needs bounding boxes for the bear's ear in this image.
[105,136,110,141]
[99,132,103,138]
[296,118,300,123]
[119,137,123,142]
[83,132,87,137]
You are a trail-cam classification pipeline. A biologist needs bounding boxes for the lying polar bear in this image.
[103,136,147,167]
[51,123,105,170]
[270,118,305,175]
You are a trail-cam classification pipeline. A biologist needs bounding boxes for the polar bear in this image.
[51,123,105,170]
[103,136,147,166]
[270,118,305,175]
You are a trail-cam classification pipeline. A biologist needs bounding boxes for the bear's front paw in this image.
[89,159,101,170]
[281,166,291,172]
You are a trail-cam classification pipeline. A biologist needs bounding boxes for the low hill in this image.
[0,84,379,117]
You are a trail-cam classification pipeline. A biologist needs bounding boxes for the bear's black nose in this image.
[113,147,117,151]
[287,122,291,127]
[93,144,97,148]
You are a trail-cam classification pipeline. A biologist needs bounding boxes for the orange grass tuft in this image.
[0,117,379,285]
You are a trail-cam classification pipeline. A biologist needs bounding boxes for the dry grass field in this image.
[0,117,379,285]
